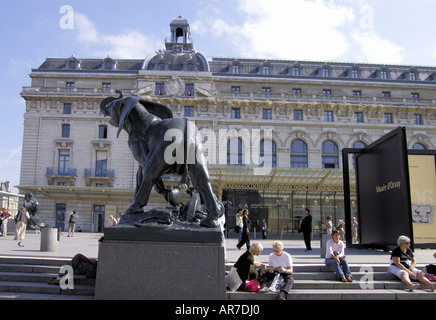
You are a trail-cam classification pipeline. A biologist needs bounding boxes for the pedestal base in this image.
[95,224,226,300]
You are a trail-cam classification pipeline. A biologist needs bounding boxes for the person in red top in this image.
[0,208,11,236]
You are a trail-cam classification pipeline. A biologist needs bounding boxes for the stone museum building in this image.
[18,16,436,235]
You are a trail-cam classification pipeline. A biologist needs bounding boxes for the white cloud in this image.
[351,30,404,64]
[74,12,163,59]
[194,0,355,61]
[193,0,405,64]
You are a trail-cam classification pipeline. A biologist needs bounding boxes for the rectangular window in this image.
[96,151,108,176]
[102,83,111,89]
[355,112,364,123]
[61,124,70,138]
[66,82,74,91]
[262,87,271,98]
[292,88,302,98]
[324,111,333,122]
[385,113,393,124]
[382,91,391,101]
[414,114,422,125]
[294,109,303,121]
[58,150,70,175]
[411,93,419,102]
[353,90,361,97]
[184,106,194,117]
[231,86,240,95]
[231,108,241,119]
[63,103,72,114]
[262,108,272,120]
[155,83,165,96]
[323,89,332,100]
[98,125,107,139]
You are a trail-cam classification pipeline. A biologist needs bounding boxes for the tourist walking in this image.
[68,211,77,237]
[261,219,267,239]
[236,209,251,251]
[14,207,30,247]
[0,208,11,236]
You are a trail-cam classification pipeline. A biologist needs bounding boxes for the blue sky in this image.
[1,0,436,193]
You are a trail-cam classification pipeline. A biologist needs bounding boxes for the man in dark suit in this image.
[299,208,312,252]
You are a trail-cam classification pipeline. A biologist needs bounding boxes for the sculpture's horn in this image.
[100,90,123,116]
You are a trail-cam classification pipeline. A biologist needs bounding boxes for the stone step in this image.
[0,256,70,267]
[0,291,94,300]
[0,280,95,296]
[0,271,95,285]
[294,271,397,281]
[0,263,62,274]
[227,288,436,300]
[0,257,95,299]
[225,263,428,273]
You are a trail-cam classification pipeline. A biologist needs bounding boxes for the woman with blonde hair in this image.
[388,235,434,291]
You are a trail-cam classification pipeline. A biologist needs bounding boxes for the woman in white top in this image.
[325,229,352,282]
[267,241,294,300]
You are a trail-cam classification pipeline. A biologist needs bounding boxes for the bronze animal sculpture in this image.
[100,91,223,228]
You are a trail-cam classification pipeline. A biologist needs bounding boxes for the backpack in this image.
[425,264,436,275]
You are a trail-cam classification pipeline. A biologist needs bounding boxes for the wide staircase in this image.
[0,256,94,300]
[226,263,436,300]
[0,256,434,300]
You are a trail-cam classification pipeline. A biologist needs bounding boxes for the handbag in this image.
[225,267,242,292]
[268,273,285,292]
[246,279,261,292]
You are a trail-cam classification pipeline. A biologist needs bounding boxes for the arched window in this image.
[350,69,360,78]
[290,139,308,168]
[290,66,300,76]
[227,138,245,166]
[232,65,240,74]
[261,66,270,75]
[413,143,426,150]
[321,68,330,77]
[380,70,388,79]
[322,140,339,168]
[353,141,366,149]
[260,139,277,167]
[409,72,417,81]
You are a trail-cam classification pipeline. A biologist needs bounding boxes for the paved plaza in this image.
[1,231,435,267]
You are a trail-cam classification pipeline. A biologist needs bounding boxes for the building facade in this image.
[19,16,436,236]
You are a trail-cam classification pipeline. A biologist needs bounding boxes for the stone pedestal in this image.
[95,222,226,300]
[320,232,330,258]
[40,227,60,252]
